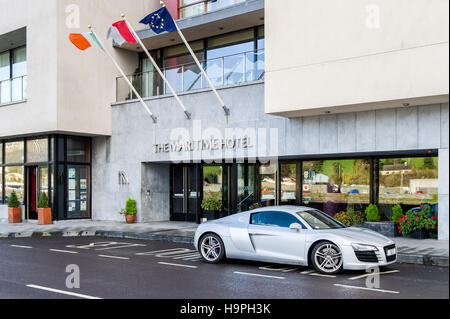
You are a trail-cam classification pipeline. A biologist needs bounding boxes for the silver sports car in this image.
[194,206,397,274]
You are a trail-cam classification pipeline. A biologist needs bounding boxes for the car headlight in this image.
[351,243,378,251]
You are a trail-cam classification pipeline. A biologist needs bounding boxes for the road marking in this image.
[137,248,193,257]
[334,284,399,294]
[158,262,198,269]
[10,245,33,249]
[259,265,301,273]
[349,270,400,280]
[49,249,78,254]
[301,270,316,274]
[309,273,336,278]
[98,255,130,260]
[234,271,285,280]
[26,284,102,299]
[67,241,145,251]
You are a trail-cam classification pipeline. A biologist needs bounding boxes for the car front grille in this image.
[384,244,397,262]
[354,251,379,263]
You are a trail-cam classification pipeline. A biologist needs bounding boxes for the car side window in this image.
[251,211,304,228]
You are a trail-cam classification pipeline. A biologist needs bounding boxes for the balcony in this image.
[0,75,27,105]
[179,0,248,19]
[116,49,264,102]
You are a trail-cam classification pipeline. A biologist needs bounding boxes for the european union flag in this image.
[140,7,177,34]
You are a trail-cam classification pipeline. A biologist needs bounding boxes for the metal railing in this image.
[116,49,264,102]
[0,75,27,105]
[179,0,248,19]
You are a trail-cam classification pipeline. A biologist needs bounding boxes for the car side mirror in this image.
[289,223,302,232]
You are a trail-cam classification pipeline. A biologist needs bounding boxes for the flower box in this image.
[363,222,396,237]
[402,229,429,239]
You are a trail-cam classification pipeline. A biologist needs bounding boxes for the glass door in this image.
[66,165,90,219]
[171,165,201,222]
[280,162,300,205]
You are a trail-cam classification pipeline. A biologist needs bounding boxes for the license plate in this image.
[387,248,396,256]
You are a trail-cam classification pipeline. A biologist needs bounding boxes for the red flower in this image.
[435,227,438,230]
[420,205,424,209]
[407,220,410,223]
[431,216,434,219]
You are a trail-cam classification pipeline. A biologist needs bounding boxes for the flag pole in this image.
[121,15,192,120]
[88,25,158,124]
[161,2,230,117]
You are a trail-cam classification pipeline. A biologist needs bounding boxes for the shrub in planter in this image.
[398,204,437,238]
[365,204,380,222]
[201,193,222,219]
[8,191,21,223]
[391,204,403,223]
[333,208,365,227]
[37,192,52,225]
[119,198,137,224]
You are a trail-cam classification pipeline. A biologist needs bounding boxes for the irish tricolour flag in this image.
[69,32,104,51]
[107,20,138,45]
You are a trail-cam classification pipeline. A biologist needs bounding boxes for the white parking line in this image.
[98,255,130,260]
[10,245,33,249]
[309,273,336,278]
[158,262,198,269]
[26,284,102,299]
[49,249,78,254]
[334,284,399,294]
[234,271,285,280]
[349,270,400,280]
[301,270,316,274]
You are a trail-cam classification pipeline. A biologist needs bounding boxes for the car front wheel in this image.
[311,241,343,274]
[199,234,225,264]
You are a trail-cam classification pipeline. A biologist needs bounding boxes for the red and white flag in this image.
[107,20,137,45]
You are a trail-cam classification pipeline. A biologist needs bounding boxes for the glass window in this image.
[0,167,3,203]
[297,209,346,230]
[26,138,48,163]
[5,141,24,164]
[302,159,371,216]
[0,51,11,103]
[237,164,255,212]
[203,165,223,198]
[67,137,90,163]
[251,211,302,228]
[260,163,277,206]
[5,166,24,204]
[0,142,2,163]
[378,157,438,218]
[281,163,298,205]
[67,165,90,218]
[179,0,206,19]
[12,47,26,78]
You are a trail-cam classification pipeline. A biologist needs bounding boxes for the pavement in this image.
[0,236,448,299]
[0,220,448,267]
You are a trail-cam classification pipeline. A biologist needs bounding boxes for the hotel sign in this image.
[153,137,253,154]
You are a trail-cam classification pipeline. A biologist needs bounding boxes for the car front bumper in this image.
[342,244,397,270]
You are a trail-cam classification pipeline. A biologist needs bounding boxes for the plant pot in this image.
[402,229,429,239]
[363,221,396,237]
[203,210,220,221]
[8,207,21,223]
[125,215,136,224]
[38,208,52,225]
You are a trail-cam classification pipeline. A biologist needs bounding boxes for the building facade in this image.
[1,0,448,240]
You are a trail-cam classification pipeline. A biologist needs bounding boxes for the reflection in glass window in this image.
[5,141,24,164]
[203,165,223,197]
[26,138,48,163]
[67,137,90,163]
[302,160,370,216]
[237,164,255,212]
[379,157,438,207]
[0,168,3,203]
[260,163,277,206]
[5,166,24,204]
[281,163,297,205]
[67,165,90,218]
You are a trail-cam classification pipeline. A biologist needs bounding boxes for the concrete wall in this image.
[0,0,160,139]
[92,82,449,239]
[265,0,449,117]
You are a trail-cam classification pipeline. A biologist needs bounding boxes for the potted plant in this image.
[37,192,52,225]
[201,193,222,220]
[362,204,398,237]
[398,204,437,239]
[120,198,137,224]
[333,208,365,227]
[8,191,21,223]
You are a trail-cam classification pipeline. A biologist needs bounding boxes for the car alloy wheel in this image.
[312,241,343,274]
[200,234,225,263]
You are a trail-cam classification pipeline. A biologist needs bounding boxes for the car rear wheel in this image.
[311,241,343,274]
[199,234,225,264]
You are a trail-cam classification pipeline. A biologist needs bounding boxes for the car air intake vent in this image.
[355,251,379,263]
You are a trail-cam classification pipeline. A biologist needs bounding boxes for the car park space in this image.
[0,237,448,299]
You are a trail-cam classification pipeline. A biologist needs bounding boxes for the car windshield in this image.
[297,209,346,230]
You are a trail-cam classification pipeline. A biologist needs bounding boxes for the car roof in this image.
[251,206,314,214]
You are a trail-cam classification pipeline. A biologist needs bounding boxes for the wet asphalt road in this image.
[0,237,448,299]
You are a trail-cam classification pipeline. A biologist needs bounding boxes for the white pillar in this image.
[438,148,449,240]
